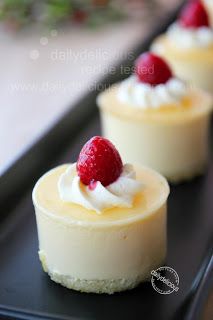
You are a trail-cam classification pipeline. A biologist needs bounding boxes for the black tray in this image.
[0,3,213,320]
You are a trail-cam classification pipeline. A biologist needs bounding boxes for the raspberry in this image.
[178,0,209,28]
[76,136,123,187]
[135,52,173,86]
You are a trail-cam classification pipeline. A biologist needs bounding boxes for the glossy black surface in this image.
[0,114,212,320]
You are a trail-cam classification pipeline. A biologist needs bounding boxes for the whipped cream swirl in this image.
[117,75,187,109]
[167,23,213,49]
[58,163,142,214]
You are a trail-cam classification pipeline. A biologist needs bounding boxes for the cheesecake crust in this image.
[39,250,165,294]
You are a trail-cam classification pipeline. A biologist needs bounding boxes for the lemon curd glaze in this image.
[152,34,213,60]
[98,84,212,121]
[34,164,168,224]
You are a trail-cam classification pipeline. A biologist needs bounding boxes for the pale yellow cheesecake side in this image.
[98,85,213,182]
[151,35,213,94]
[32,164,169,294]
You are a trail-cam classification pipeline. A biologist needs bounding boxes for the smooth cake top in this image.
[97,84,213,122]
[33,164,169,227]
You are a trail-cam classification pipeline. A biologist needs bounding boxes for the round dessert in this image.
[151,0,213,94]
[97,52,213,182]
[32,136,169,294]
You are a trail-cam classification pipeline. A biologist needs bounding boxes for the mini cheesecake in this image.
[32,137,169,294]
[152,0,213,94]
[97,53,213,182]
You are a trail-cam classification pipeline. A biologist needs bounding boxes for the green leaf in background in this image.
[0,0,125,31]
[42,0,73,25]
[0,0,34,28]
